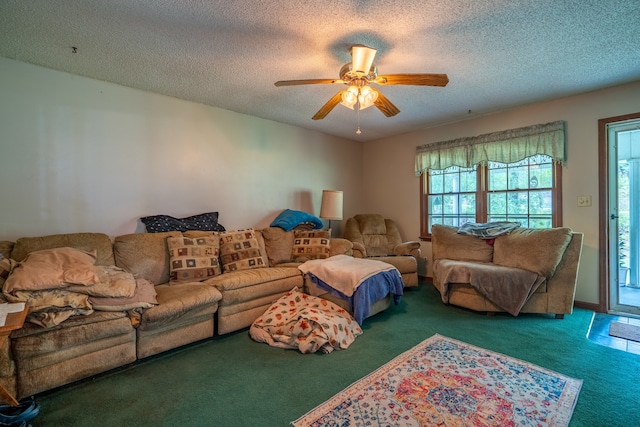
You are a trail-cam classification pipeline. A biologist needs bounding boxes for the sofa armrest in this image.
[393,241,421,258]
[544,232,583,315]
[329,238,353,257]
[351,242,367,258]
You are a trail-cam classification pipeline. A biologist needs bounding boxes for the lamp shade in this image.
[319,190,343,220]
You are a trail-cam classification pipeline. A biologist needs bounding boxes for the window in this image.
[420,154,562,238]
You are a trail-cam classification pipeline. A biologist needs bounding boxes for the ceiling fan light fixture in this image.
[350,45,377,75]
[340,85,359,109]
[358,85,378,110]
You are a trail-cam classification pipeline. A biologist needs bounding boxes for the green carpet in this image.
[33,281,640,426]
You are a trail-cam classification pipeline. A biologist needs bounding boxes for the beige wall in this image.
[362,80,640,305]
[0,57,363,240]
[3,55,639,306]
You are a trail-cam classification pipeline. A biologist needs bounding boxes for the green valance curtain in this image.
[415,121,566,176]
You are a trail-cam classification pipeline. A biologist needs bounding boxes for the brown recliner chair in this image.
[344,214,421,287]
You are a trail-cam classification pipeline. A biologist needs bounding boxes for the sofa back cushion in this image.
[345,214,402,256]
[493,227,572,278]
[260,227,295,266]
[10,233,114,266]
[431,225,494,262]
[114,231,181,285]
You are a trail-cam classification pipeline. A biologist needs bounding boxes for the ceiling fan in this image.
[274,45,449,121]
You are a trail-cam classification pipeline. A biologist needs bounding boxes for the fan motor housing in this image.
[340,63,378,84]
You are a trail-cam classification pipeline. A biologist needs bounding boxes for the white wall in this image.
[363,80,640,305]
[0,57,363,240]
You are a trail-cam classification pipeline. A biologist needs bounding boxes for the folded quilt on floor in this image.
[249,288,362,354]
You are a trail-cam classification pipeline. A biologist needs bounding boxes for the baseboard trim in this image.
[574,300,601,312]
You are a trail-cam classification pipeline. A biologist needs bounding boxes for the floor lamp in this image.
[319,190,343,236]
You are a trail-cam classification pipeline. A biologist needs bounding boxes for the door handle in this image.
[611,214,619,220]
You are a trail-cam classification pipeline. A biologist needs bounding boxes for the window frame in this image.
[420,158,562,240]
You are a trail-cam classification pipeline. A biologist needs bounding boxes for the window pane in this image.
[460,170,477,192]
[442,217,458,227]
[459,216,475,226]
[429,195,442,214]
[508,167,528,190]
[510,216,529,227]
[443,173,459,193]
[530,217,552,228]
[508,192,529,214]
[430,171,444,193]
[529,190,552,215]
[442,195,457,214]
[530,165,551,188]
[460,194,475,214]
[489,163,507,191]
[488,193,506,215]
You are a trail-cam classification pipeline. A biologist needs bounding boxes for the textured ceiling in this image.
[1,1,639,142]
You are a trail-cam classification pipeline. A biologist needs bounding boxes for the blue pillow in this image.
[270,209,324,231]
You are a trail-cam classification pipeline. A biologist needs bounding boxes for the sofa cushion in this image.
[219,229,267,273]
[167,236,221,284]
[207,266,301,292]
[10,233,114,265]
[138,283,222,331]
[355,214,387,235]
[260,227,295,266]
[292,230,331,262]
[114,231,182,285]
[140,212,225,233]
[431,225,494,262]
[493,228,572,278]
[4,247,99,293]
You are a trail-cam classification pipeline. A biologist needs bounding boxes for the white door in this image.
[608,119,640,316]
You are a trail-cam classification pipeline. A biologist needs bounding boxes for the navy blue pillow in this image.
[141,212,226,233]
[270,209,324,231]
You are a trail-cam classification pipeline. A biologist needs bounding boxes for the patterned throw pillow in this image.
[167,236,221,284]
[219,229,267,273]
[141,212,225,233]
[292,230,331,262]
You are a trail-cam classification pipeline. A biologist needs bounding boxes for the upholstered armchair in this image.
[344,214,421,287]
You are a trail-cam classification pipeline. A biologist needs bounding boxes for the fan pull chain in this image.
[356,104,362,135]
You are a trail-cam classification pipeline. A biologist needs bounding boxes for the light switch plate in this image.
[577,195,592,207]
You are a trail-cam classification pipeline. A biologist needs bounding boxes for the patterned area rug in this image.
[609,321,640,342]
[292,334,582,427]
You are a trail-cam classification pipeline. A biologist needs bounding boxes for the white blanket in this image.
[298,255,398,297]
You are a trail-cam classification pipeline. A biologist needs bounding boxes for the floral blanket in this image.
[250,288,363,354]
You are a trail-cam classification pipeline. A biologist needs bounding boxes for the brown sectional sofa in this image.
[431,225,583,318]
[0,227,353,399]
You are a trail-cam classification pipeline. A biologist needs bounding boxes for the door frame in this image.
[598,112,640,313]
